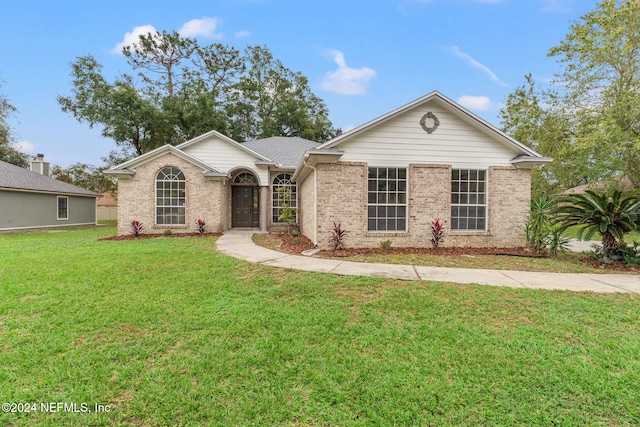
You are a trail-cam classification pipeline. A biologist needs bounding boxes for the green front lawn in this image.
[561,224,640,243]
[1,227,639,426]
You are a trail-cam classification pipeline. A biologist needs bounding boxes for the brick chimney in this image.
[30,154,50,177]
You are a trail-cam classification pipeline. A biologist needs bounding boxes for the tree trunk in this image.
[601,231,619,254]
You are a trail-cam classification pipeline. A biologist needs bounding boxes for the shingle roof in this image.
[97,193,118,206]
[242,137,320,167]
[0,160,100,197]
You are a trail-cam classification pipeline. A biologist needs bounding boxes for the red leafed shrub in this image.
[430,218,444,249]
[196,219,206,235]
[329,221,349,250]
[131,220,143,236]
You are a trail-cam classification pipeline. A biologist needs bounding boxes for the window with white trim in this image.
[272,173,297,223]
[57,196,68,220]
[451,169,487,231]
[156,167,186,225]
[367,167,407,232]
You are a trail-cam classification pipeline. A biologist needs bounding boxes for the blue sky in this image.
[1,0,596,168]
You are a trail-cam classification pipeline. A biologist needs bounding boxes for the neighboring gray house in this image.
[0,157,100,231]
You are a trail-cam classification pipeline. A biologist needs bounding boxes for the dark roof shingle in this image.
[0,160,100,197]
[242,137,320,167]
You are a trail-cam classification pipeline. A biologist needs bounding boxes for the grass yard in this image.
[1,227,639,426]
[325,251,607,273]
[561,225,640,243]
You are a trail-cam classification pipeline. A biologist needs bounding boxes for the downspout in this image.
[303,159,318,247]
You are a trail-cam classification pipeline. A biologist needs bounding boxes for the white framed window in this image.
[234,172,258,185]
[156,166,186,225]
[451,169,487,231]
[367,167,407,232]
[272,173,297,223]
[57,196,68,220]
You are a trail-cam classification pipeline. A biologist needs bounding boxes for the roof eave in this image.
[292,149,345,182]
[104,168,135,177]
[109,145,225,175]
[177,129,273,162]
[0,186,100,197]
[510,156,553,168]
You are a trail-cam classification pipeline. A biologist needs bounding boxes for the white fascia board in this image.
[176,129,273,162]
[292,149,344,182]
[511,156,554,168]
[109,145,224,175]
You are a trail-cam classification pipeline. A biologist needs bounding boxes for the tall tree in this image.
[501,75,593,196]
[501,0,640,194]
[58,32,337,157]
[226,46,335,142]
[0,80,29,168]
[58,56,164,156]
[52,162,116,194]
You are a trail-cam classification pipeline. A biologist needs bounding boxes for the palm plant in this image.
[555,190,640,254]
[525,196,556,254]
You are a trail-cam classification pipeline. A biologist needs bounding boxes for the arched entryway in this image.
[231,172,260,227]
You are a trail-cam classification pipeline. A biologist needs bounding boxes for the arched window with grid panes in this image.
[272,173,297,223]
[156,167,186,225]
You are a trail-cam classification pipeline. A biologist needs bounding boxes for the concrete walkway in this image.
[215,231,640,294]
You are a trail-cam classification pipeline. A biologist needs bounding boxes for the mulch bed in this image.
[275,233,640,272]
[579,257,640,272]
[99,232,222,241]
[277,234,545,258]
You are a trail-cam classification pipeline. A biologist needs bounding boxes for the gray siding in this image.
[0,190,96,230]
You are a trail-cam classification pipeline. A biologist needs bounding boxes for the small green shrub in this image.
[164,229,173,236]
[276,186,299,234]
[380,239,392,250]
[548,228,570,257]
[524,196,556,255]
[587,242,640,266]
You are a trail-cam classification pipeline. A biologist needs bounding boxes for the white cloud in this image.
[112,18,222,55]
[179,17,223,38]
[111,24,158,55]
[235,30,251,38]
[457,95,493,111]
[14,140,35,153]
[319,50,376,96]
[449,46,508,87]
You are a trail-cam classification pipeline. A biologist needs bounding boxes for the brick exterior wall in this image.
[117,152,226,235]
[298,168,315,241]
[315,162,367,248]
[306,162,531,249]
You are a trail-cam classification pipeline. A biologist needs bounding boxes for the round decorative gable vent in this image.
[420,112,440,134]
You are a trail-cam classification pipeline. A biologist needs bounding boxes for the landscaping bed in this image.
[100,232,222,241]
[255,233,640,273]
